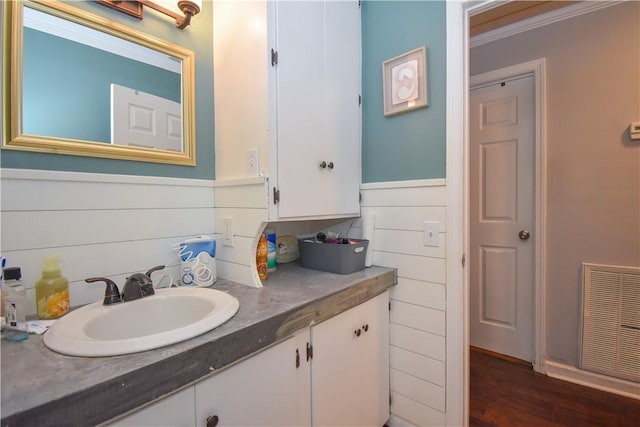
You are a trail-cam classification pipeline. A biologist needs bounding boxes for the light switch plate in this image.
[423,221,440,247]
[222,217,234,247]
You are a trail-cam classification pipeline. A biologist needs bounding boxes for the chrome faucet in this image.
[86,265,165,305]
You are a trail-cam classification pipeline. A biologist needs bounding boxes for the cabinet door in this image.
[194,329,310,427]
[311,292,390,427]
[106,386,196,427]
[323,0,362,217]
[275,0,361,219]
[356,292,390,427]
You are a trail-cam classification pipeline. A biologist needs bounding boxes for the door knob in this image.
[519,230,530,240]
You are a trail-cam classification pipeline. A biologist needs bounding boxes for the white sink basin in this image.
[43,287,239,357]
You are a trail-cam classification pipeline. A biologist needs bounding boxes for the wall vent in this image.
[580,263,640,383]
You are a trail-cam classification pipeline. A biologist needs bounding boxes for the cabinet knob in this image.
[354,328,361,337]
[206,415,219,427]
[320,161,327,169]
[363,324,369,332]
[327,161,334,170]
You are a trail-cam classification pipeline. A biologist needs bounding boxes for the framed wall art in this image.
[382,46,428,116]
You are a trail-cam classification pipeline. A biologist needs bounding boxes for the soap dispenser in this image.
[35,255,70,319]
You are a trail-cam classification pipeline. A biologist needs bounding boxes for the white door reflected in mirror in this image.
[111,84,183,152]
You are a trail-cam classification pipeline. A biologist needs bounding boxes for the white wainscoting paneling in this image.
[213,178,269,287]
[360,180,447,426]
[0,169,215,315]
[391,323,445,362]
[390,392,446,427]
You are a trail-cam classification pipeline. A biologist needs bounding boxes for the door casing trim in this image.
[447,2,548,425]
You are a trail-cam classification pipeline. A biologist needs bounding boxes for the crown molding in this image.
[470,1,626,48]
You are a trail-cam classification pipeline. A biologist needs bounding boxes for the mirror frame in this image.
[2,0,196,166]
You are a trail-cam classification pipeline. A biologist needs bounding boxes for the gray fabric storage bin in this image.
[298,238,368,274]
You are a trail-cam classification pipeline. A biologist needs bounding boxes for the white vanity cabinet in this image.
[107,387,196,427]
[109,333,310,427]
[108,292,389,427]
[213,0,362,220]
[311,291,390,427]
[194,291,390,427]
[194,329,311,426]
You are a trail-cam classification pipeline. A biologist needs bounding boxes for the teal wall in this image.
[361,0,446,183]
[24,28,180,142]
[2,0,214,179]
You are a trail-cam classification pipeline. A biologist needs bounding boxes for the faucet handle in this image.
[145,265,166,278]
[86,277,122,305]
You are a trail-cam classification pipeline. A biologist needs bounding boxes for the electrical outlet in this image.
[247,148,259,176]
[423,221,440,247]
[223,217,234,247]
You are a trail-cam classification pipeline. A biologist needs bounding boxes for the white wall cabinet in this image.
[108,292,389,427]
[214,0,362,221]
[274,0,362,219]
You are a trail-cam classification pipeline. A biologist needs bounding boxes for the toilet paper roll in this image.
[362,212,375,267]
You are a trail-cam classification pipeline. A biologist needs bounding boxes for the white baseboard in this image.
[544,360,640,400]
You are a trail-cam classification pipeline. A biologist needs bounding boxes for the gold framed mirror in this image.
[2,0,196,166]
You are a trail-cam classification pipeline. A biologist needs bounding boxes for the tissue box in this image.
[298,238,368,275]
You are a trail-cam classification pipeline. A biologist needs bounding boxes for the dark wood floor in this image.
[470,348,640,427]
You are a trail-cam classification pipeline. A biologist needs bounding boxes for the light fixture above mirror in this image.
[96,0,202,30]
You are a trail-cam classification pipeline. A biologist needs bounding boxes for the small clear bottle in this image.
[2,267,29,342]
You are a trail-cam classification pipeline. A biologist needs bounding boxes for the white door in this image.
[469,75,535,361]
[111,83,182,151]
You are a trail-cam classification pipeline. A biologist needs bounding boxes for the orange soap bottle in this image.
[256,233,268,281]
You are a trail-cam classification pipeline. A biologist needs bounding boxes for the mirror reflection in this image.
[24,7,183,151]
[3,0,196,165]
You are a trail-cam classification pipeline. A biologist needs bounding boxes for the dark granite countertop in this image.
[1,263,396,426]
